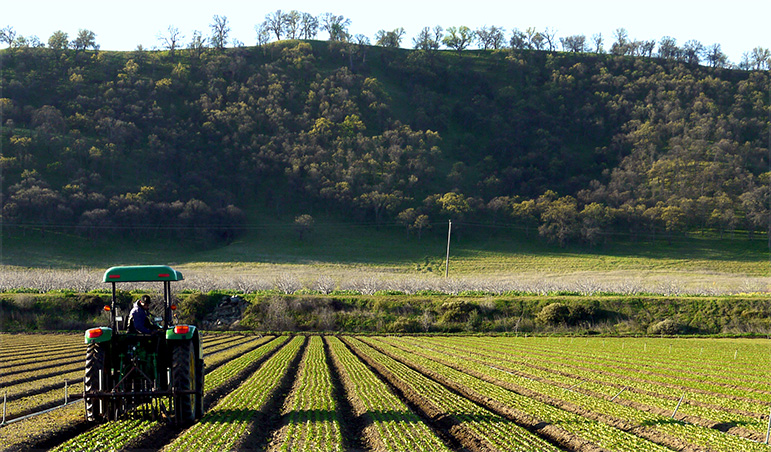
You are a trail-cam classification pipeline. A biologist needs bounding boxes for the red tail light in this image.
[87,328,103,338]
[174,325,190,335]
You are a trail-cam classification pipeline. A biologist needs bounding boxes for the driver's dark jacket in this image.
[127,301,157,334]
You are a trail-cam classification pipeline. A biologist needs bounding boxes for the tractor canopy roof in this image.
[103,265,184,283]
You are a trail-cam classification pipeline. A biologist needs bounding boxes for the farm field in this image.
[2,333,771,451]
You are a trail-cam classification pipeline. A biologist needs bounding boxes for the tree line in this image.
[2,10,770,70]
[0,29,769,248]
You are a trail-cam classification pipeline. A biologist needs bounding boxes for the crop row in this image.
[531,337,771,390]
[1,354,82,383]
[382,336,770,452]
[0,342,83,368]
[203,335,284,391]
[200,334,257,357]
[441,336,767,435]
[344,336,564,452]
[163,336,305,451]
[470,337,771,414]
[1,370,84,421]
[0,402,86,451]
[50,419,156,452]
[326,336,451,452]
[0,335,270,423]
[46,336,293,452]
[360,336,670,452]
[0,333,233,378]
[0,333,81,352]
[267,336,344,451]
[6,334,771,452]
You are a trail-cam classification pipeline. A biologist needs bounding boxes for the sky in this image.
[3,0,769,65]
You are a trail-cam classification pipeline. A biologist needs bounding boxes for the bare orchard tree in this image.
[209,15,230,50]
[158,25,184,56]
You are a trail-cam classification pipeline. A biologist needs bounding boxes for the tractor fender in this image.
[84,327,112,344]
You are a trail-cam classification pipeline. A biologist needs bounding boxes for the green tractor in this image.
[83,265,204,424]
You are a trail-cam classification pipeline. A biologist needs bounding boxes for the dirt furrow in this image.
[369,337,694,452]
[344,336,579,452]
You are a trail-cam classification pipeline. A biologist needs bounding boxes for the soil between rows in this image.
[6,335,767,452]
[343,336,591,452]
[372,337,701,452]
[3,335,281,451]
[516,341,771,397]
[423,338,768,440]
[231,336,307,451]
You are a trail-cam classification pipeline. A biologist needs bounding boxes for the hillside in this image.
[1,40,769,249]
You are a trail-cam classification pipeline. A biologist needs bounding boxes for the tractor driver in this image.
[127,295,160,334]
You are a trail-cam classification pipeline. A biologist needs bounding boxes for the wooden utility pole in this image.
[445,220,452,278]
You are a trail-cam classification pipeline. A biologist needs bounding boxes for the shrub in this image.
[178,293,210,323]
[465,309,482,331]
[387,318,421,333]
[647,318,681,335]
[568,301,598,322]
[537,302,571,325]
[438,300,476,323]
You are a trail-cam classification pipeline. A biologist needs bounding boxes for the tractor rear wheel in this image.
[195,355,204,419]
[85,342,108,422]
[172,340,196,424]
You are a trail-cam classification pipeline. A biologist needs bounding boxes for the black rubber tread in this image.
[84,342,107,422]
[172,340,195,423]
[195,354,204,419]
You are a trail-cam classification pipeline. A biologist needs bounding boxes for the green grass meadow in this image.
[2,214,769,281]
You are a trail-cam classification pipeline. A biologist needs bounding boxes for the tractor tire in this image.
[195,355,204,419]
[85,342,108,422]
[172,340,196,424]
